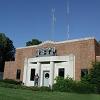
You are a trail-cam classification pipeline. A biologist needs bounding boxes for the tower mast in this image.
[51,8,56,41]
[66,0,70,40]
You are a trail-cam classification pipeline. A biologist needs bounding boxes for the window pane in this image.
[16,69,21,80]
[81,69,88,78]
[30,69,35,81]
[58,68,64,78]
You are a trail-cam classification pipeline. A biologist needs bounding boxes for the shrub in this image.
[81,62,100,94]
[53,76,95,93]
[0,79,22,85]
[0,80,51,92]
[53,76,76,92]
[0,82,19,89]
[73,82,94,93]
[89,62,100,93]
[39,86,51,91]
[21,86,51,91]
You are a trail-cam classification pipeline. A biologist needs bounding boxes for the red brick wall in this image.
[4,38,98,81]
[55,39,96,80]
[4,61,16,80]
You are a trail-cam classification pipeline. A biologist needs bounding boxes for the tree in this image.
[80,61,100,93]
[26,39,42,46]
[88,62,100,93]
[89,62,100,83]
[0,33,15,72]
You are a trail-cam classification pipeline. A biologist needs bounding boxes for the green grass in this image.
[0,87,100,100]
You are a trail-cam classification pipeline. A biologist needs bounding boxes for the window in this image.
[45,73,49,79]
[81,69,88,78]
[58,68,65,78]
[16,69,21,80]
[30,69,35,81]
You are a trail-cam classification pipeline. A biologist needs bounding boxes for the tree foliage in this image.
[0,33,15,72]
[53,76,94,93]
[82,62,100,93]
[89,62,100,84]
[53,62,100,93]
[26,39,42,46]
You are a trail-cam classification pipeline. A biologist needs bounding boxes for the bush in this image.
[39,86,51,91]
[0,79,22,85]
[94,84,100,94]
[0,82,19,89]
[0,80,51,92]
[89,62,100,93]
[53,76,95,93]
[20,86,51,91]
[73,82,94,93]
[80,62,100,94]
[53,77,76,92]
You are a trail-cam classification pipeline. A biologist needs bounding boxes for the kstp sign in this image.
[36,47,56,57]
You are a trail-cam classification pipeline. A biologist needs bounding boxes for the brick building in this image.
[3,37,100,87]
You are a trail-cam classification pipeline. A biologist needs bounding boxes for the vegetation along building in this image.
[3,37,100,87]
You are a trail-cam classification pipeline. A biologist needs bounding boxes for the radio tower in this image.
[51,8,56,41]
[66,0,70,40]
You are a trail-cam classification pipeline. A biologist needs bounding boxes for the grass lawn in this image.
[0,87,100,100]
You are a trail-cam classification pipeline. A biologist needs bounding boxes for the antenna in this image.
[51,8,56,40]
[66,0,70,40]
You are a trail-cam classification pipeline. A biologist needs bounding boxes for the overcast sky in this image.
[0,0,100,47]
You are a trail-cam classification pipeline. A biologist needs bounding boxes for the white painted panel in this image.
[25,64,37,86]
[24,55,75,86]
[54,61,74,79]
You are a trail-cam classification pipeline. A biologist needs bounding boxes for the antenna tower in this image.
[51,8,56,40]
[66,0,70,40]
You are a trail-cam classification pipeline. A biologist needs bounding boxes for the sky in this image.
[0,0,100,48]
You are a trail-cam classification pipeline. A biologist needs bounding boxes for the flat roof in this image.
[17,37,95,49]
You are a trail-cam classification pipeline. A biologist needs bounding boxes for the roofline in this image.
[17,37,95,49]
